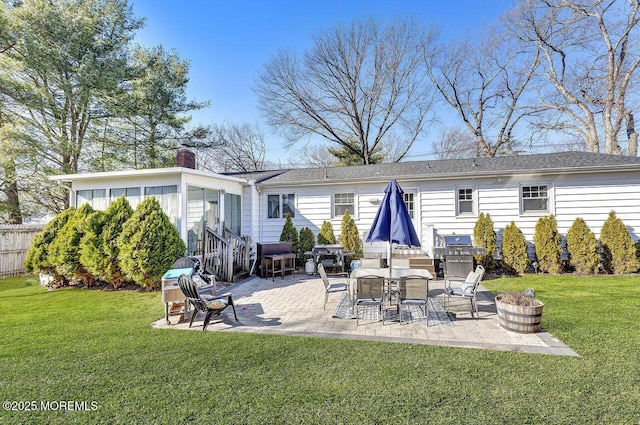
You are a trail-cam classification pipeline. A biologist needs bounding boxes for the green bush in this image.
[501,221,529,275]
[566,217,600,274]
[117,197,186,290]
[299,227,315,262]
[533,215,562,274]
[473,212,497,270]
[49,203,96,285]
[80,196,133,288]
[279,213,300,266]
[24,207,76,279]
[600,211,640,274]
[339,210,363,260]
[317,220,336,245]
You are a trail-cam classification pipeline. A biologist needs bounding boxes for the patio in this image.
[152,273,578,357]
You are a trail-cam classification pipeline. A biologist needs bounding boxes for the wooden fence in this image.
[0,224,44,278]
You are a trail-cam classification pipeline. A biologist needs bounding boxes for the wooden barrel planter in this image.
[495,293,544,333]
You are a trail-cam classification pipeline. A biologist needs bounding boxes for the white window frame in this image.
[333,192,355,218]
[266,193,295,219]
[520,183,552,214]
[403,191,416,219]
[455,186,477,217]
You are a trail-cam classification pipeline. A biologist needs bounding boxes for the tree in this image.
[339,210,363,259]
[0,0,144,211]
[318,220,336,245]
[279,213,299,265]
[79,196,133,288]
[299,227,316,263]
[428,25,542,157]
[49,203,96,285]
[600,210,640,274]
[117,197,186,290]
[193,122,267,173]
[508,0,640,156]
[255,18,437,165]
[473,212,497,270]
[533,215,563,274]
[24,207,75,278]
[432,127,479,159]
[566,217,600,274]
[501,221,529,275]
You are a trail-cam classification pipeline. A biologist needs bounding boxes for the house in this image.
[51,151,640,276]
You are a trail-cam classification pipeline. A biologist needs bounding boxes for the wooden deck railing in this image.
[202,224,251,282]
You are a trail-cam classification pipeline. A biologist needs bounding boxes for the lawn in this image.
[0,274,639,424]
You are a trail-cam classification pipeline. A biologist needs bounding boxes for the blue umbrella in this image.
[366,180,420,270]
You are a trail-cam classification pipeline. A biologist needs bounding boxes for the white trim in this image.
[332,191,356,219]
[519,182,554,215]
[455,185,478,217]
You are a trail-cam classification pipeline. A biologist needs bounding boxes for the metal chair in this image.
[178,274,238,330]
[398,275,429,324]
[354,275,385,325]
[444,265,485,318]
[317,263,349,310]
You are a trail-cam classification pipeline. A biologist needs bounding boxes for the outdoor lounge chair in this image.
[398,275,429,324]
[444,265,485,318]
[178,274,238,330]
[354,275,385,325]
[318,263,349,310]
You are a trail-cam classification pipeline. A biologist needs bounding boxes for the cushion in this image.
[205,298,228,309]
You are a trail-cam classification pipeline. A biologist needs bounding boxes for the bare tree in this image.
[432,127,480,159]
[507,0,640,156]
[298,144,337,168]
[194,122,267,173]
[254,18,437,165]
[428,25,542,157]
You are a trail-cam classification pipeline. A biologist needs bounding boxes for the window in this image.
[145,185,178,225]
[334,193,354,217]
[76,189,107,210]
[457,188,474,215]
[110,187,141,209]
[403,192,415,219]
[267,194,295,219]
[522,185,549,213]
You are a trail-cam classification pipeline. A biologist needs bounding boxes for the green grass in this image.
[0,275,639,424]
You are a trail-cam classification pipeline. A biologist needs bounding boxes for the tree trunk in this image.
[626,111,638,157]
[2,160,22,224]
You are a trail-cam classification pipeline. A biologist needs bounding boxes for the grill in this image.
[433,235,485,280]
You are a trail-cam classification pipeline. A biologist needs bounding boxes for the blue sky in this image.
[130,0,514,163]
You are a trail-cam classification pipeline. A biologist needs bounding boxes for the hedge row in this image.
[25,197,185,290]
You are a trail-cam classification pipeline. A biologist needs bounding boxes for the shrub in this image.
[473,212,497,270]
[501,221,529,275]
[339,210,363,259]
[566,217,599,274]
[80,196,133,288]
[533,215,562,274]
[317,220,336,245]
[118,197,186,290]
[49,203,96,285]
[299,227,315,263]
[24,207,76,278]
[279,213,299,264]
[600,210,640,274]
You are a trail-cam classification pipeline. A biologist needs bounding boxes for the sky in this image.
[130,0,514,163]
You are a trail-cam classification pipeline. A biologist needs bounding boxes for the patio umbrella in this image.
[365,179,420,271]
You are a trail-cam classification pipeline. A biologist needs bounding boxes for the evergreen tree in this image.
[600,211,640,274]
[566,217,599,274]
[533,215,562,274]
[299,227,316,263]
[117,197,186,290]
[501,221,529,275]
[318,220,336,245]
[24,207,75,277]
[49,203,96,285]
[339,210,363,259]
[279,213,300,265]
[473,212,497,270]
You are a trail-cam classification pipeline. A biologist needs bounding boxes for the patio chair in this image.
[444,265,485,318]
[398,275,429,324]
[178,274,238,330]
[354,275,385,325]
[318,263,349,310]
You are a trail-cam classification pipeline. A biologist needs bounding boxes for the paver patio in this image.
[152,273,578,357]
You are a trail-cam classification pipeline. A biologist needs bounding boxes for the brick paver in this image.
[152,273,578,356]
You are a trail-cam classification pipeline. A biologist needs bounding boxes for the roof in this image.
[250,151,640,187]
[50,166,248,184]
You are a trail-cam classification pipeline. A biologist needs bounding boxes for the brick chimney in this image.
[176,149,196,169]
